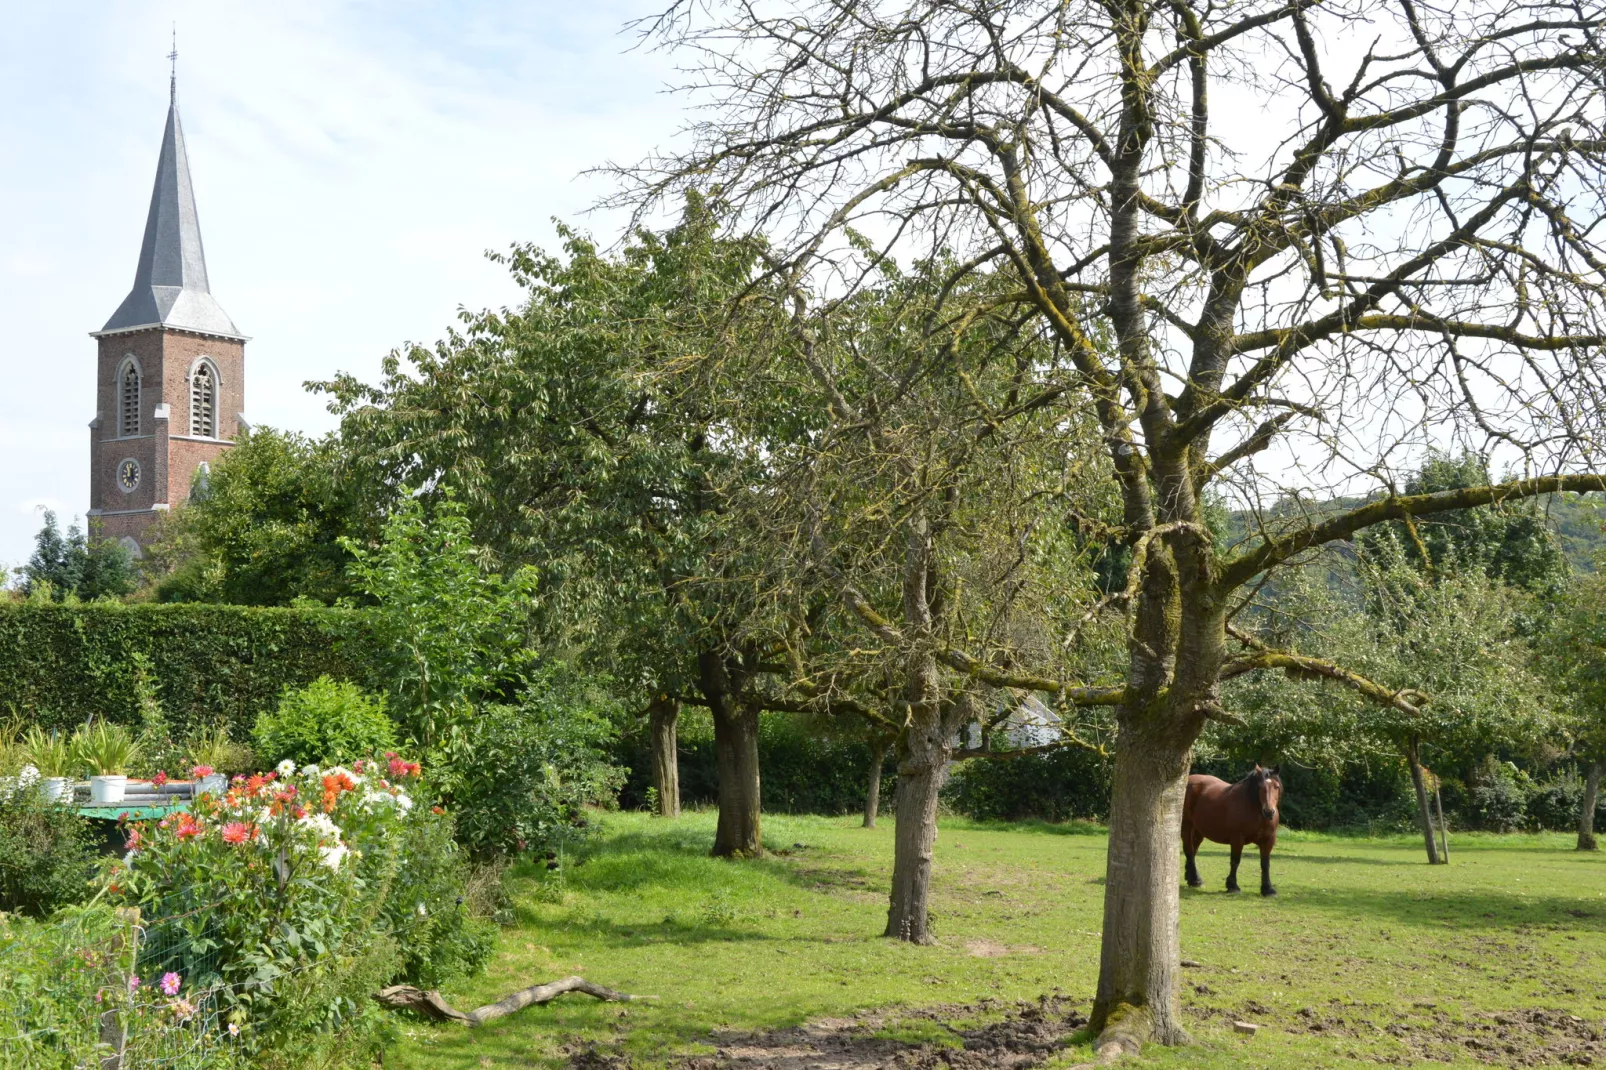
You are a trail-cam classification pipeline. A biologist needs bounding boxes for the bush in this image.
[947,744,1112,823]
[0,783,95,916]
[432,682,623,860]
[0,603,381,741]
[1525,771,1606,831]
[106,755,483,1058]
[1467,758,1530,832]
[253,677,397,767]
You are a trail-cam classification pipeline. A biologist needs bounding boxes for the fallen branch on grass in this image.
[374,976,648,1026]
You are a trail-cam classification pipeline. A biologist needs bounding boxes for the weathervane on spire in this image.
[168,24,178,103]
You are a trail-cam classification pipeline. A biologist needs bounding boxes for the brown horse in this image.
[1182,765,1282,896]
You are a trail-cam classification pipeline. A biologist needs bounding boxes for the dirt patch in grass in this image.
[1278,1002,1606,1066]
[567,997,1088,1070]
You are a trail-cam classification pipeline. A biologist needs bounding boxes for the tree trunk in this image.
[884,511,948,944]
[1406,740,1442,864]
[1089,729,1193,1050]
[699,651,762,857]
[1433,781,1450,864]
[884,717,946,943]
[647,694,681,818]
[863,744,885,828]
[1580,761,1601,852]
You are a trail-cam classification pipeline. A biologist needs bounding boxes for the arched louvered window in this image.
[118,361,141,437]
[190,362,216,437]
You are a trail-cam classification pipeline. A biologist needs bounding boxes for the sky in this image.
[0,0,681,572]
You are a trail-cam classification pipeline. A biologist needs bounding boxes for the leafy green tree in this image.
[700,256,1119,939]
[1545,569,1606,849]
[1359,452,1571,600]
[150,428,363,606]
[343,494,538,748]
[319,203,789,856]
[18,511,137,603]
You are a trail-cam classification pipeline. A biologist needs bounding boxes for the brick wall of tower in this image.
[90,327,243,546]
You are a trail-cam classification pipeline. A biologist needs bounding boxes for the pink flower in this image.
[127,975,141,993]
[124,828,143,852]
[190,765,214,779]
[220,822,252,845]
[171,997,196,1021]
[160,972,182,996]
[152,771,169,788]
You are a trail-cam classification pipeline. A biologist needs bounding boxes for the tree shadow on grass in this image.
[506,902,782,949]
[1272,851,1424,867]
[945,818,1107,838]
[1293,886,1606,932]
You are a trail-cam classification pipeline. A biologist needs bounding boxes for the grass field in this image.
[389,811,1606,1070]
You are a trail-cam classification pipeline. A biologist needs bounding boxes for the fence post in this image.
[98,907,141,1070]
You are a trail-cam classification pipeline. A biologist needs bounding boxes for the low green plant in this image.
[428,679,622,860]
[129,651,184,778]
[0,783,95,915]
[72,721,140,776]
[0,906,137,1065]
[184,724,255,778]
[0,719,23,776]
[252,676,396,767]
[20,727,73,779]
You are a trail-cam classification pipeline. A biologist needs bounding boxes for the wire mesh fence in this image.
[0,899,268,1070]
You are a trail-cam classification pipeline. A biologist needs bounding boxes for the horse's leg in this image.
[1225,843,1243,893]
[1259,840,1277,897]
[1183,824,1202,888]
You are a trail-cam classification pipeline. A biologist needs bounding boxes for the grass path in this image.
[389,812,1606,1070]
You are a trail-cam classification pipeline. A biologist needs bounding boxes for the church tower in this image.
[88,75,245,552]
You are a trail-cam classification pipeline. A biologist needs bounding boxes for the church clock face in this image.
[117,458,141,494]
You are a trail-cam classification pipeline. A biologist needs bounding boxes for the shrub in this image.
[0,603,381,741]
[1526,771,1606,831]
[1467,757,1530,832]
[106,755,482,1057]
[0,784,95,916]
[253,677,396,767]
[947,743,1112,823]
[431,683,622,860]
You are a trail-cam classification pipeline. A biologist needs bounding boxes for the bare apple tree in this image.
[623,0,1606,1052]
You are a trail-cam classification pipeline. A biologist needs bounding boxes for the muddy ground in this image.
[565,994,1606,1070]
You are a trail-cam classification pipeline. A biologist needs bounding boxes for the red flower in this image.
[125,828,143,851]
[152,771,169,788]
[220,822,252,845]
[191,765,214,779]
[174,814,203,841]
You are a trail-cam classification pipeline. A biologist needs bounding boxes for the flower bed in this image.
[103,753,491,1057]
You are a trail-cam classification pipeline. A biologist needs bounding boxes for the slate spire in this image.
[97,78,242,339]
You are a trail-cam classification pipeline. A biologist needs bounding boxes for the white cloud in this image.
[0,0,684,564]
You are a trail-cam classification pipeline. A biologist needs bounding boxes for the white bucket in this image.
[89,775,128,805]
[43,777,73,803]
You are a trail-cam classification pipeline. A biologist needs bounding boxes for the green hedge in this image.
[0,604,381,740]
